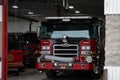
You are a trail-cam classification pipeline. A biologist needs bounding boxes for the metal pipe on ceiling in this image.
[29,21,33,32]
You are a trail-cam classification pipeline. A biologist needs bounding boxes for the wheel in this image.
[16,71,19,76]
[23,56,27,67]
[18,67,25,72]
[91,48,104,79]
[46,70,57,78]
[18,61,26,72]
[90,66,103,79]
[14,71,19,76]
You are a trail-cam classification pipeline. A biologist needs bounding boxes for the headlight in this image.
[85,56,92,63]
[42,46,50,50]
[81,46,86,50]
[81,51,86,55]
[81,46,91,50]
[86,46,90,50]
[41,51,50,54]
[54,62,58,66]
[81,51,91,55]
[68,63,72,66]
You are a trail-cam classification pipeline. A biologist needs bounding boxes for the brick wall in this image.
[105,15,120,66]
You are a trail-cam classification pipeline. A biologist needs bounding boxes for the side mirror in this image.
[37,26,41,39]
[22,47,27,50]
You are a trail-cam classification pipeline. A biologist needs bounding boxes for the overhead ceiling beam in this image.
[8,13,39,22]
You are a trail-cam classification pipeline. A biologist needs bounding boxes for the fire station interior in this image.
[8,0,105,80]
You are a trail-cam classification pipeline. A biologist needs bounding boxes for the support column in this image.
[29,21,32,32]
[1,0,8,80]
[105,14,120,66]
[0,3,2,80]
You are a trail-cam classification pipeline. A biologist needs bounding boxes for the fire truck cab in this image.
[36,16,105,78]
[22,32,40,67]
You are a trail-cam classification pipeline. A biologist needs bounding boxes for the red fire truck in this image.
[8,40,25,72]
[36,17,105,78]
[22,32,40,67]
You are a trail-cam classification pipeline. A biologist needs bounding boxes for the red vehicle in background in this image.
[8,32,40,68]
[8,39,26,72]
[22,32,40,67]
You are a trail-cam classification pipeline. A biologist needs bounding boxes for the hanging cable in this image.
[63,0,69,9]
[14,0,18,39]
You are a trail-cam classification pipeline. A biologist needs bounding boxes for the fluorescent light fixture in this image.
[62,18,70,21]
[69,6,74,9]
[28,12,34,15]
[75,11,80,14]
[45,16,92,19]
[12,5,18,9]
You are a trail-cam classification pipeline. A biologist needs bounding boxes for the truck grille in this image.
[53,44,78,56]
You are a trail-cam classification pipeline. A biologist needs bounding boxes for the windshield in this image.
[8,40,24,50]
[51,30,90,38]
[8,34,22,41]
[23,33,39,44]
[40,22,97,39]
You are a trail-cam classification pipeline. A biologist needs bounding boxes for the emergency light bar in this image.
[45,16,92,20]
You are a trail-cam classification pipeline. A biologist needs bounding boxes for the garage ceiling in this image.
[8,0,104,21]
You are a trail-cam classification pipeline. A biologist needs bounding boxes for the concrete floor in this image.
[8,69,46,80]
[8,69,102,80]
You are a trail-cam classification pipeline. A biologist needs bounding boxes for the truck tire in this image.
[90,66,103,79]
[93,71,103,79]
[18,67,25,72]
[18,58,26,72]
[46,70,57,78]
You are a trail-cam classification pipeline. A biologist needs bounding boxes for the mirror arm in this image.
[37,26,40,39]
